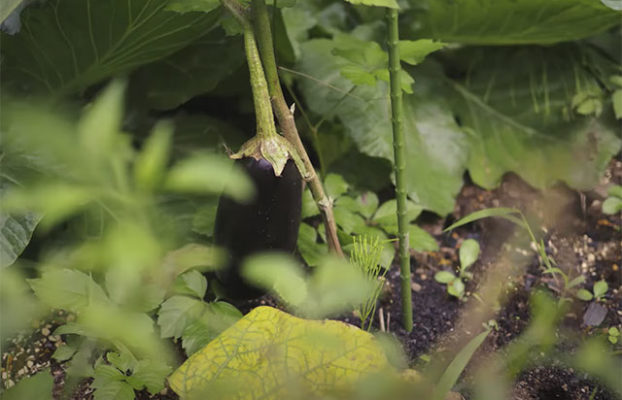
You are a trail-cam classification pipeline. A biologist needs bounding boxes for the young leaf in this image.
[1,183,94,230]
[602,197,622,215]
[447,278,465,298]
[444,208,522,232]
[356,191,379,219]
[157,295,205,338]
[576,289,594,301]
[173,269,208,299]
[435,271,456,284]
[373,199,422,229]
[301,188,320,218]
[134,121,173,191]
[107,351,137,373]
[608,184,622,199]
[334,205,368,235]
[459,239,480,270]
[567,275,586,290]
[243,253,308,306]
[52,340,80,362]
[613,90,622,119]
[433,329,490,400]
[593,280,609,299]
[78,80,125,159]
[126,359,172,394]
[165,154,254,201]
[297,223,328,267]
[399,40,446,65]
[324,173,349,199]
[407,224,439,252]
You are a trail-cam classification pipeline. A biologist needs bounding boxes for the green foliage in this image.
[576,280,609,302]
[1,0,219,97]
[608,327,620,344]
[603,184,622,215]
[2,1,621,398]
[448,45,621,191]
[434,239,480,299]
[433,330,490,400]
[242,252,375,318]
[296,39,466,215]
[0,82,250,397]
[350,235,389,330]
[344,0,398,9]
[297,173,438,268]
[406,0,621,45]
[2,369,53,400]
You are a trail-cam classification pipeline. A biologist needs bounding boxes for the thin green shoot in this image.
[350,235,389,331]
[444,207,586,303]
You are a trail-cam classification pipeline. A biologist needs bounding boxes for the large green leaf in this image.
[1,0,220,97]
[130,29,245,110]
[169,306,390,400]
[448,45,622,190]
[407,0,621,45]
[296,40,467,215]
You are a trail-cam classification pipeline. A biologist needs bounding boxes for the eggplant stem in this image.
[251,0,344,256]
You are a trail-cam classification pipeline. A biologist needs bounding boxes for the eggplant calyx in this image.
[231,134,310,179]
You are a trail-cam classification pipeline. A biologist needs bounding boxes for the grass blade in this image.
[434,329,490,400]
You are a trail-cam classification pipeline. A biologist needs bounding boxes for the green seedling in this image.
[602,184,622,216]
[435,239,480,299]
[350,235,389,331]
[608,327,620,344]
[576,280,609,302]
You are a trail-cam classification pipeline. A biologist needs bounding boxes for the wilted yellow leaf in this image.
[169,306,390,399]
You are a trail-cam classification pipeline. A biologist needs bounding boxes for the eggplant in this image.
[212,157,302,300]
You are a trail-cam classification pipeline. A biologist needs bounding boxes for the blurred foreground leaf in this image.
[169,306,390,400]
[2,369,53,400]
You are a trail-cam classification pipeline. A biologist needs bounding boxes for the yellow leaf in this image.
[169,306,390,399]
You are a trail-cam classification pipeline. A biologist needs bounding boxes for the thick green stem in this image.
[251,0,343,256]
[243,26,279,139]
[387,8,413,332]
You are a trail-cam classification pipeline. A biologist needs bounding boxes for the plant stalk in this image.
[386,7,413,332]
[251,0,343,256]
[224,0,279,141]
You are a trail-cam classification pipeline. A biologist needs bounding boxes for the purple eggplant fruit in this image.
[212,157,302,299]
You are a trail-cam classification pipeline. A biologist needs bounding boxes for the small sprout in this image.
[576,279,609,302]
[483,319,499,331]
[602,184,622,215]
[608,327,620,344]
[435,239,480,299]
